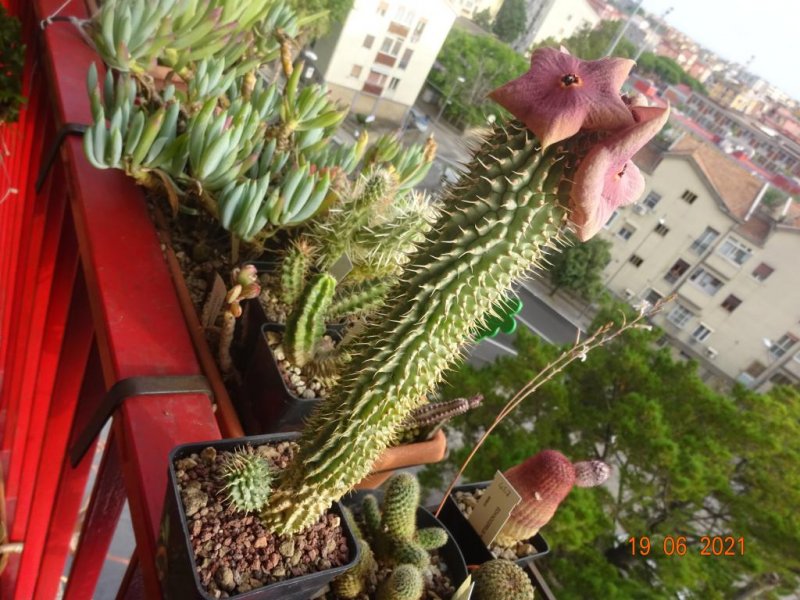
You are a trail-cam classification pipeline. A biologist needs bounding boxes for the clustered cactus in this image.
[473,559,535,600]
[495,449,610,546]
[262,47,667,534]
[332,473,448,600]
[218,445,273,514]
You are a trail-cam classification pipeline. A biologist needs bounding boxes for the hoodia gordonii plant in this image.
[262,47,669,534]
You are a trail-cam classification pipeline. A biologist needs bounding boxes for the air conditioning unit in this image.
[633,204,649,215]
[624,288,636,299]
[706,347,718,359]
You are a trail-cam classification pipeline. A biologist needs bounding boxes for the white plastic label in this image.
[467,471,522,545]
[450,574,474,600]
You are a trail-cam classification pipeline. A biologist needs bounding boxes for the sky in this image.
[638,0,800,101]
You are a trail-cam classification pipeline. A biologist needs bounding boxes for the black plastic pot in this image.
[343,489,469,593]
[436,481,550,567]
[157,432,361,600]
[237,323,342,434]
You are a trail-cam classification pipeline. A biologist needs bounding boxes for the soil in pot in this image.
[439,484,550,566]
[169,437,354,598]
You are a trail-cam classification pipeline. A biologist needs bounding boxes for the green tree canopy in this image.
[428,27,527,128]
[547,234,612,301]
[288,0,354,39]
[492,0,527,43]
[424,301,800,597]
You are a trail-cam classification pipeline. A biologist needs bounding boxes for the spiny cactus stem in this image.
[262,122,583,534]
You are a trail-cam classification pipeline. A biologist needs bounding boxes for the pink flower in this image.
[569,105,670,241]
[489,47,635,148]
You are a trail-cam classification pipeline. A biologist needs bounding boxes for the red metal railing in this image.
[0,0,221,597]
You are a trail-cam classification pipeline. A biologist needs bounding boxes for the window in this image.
[654,222,670,236]
[644,289,663,305]
[629,254,644,267]
[395,5,416,26]
[721,294,741,312]
[770,372,793,386]
[689,267,724,295]
[411,18,427,42]
[769,333,798,359]
[363,34,375,49]
[366,70,388,87]
[399,48,413,69]
[377,1,388,16]
[718,237,752,265]
[642,191,661,209]
[667,304,694,328]
[665,259,690,283]
[794,351,800,364]
[690,226,719,254]
[388,77,400,90]
[682,189,698,204]
[350,64,363,78]
[692,323,713,342]
[617,224,636,240]
[751,262,774,282]
[744,360,767,378]
[380,36,403,57]
[603,209,619,229]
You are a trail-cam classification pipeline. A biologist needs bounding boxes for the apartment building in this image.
[512,0,599,53]
[599,135,800,392]
[451,0,504,19]
[311,0,457,124]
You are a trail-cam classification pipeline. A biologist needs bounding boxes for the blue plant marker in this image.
[474,296,523,341]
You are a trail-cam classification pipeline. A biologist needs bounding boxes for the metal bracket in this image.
[36,122,88,193]
[69,375,213,467]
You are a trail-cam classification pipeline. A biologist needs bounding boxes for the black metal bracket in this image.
[36,122,89,193]
[69,375,213,467]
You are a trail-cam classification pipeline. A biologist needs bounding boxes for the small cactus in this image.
[495,450,610,546]
[283,273,336,368]
[279,238,313,307]
[473,560,535,600]
[332,506,378,599]
[376,564,424,600]
[415,527,448,551]
[396,394,484,443]
[218,446,273,513]
[327,280,392,320]
[382,473,419,541]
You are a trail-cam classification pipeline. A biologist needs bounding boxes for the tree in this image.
[427,27,527,128]
[423,301,800,597]
[547,234,612,301]
[473,8,493,31]
[492,0,527,44]
[288,0,354,39]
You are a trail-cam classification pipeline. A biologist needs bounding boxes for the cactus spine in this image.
[283,273,336,368]
[332,507,378,599]
[396,394,484,443]
[376,564,424,600]
[327,280,392,320]
[279,239,313,307]
[495,450,610,546]
[473,560,535,600]
[263,121,579,534]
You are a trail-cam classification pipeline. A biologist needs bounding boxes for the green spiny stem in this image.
[399,395,483,432]
[262,121,580,534]
[279,239,313,307]
[327,280,391,320]
[284,273,336,367]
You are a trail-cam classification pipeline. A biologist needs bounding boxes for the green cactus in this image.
[388,540,430,570]
[362,494,383,540]
[396,394,484,443]
[473,560,535,600]
[279,238,314,307]
[263,120,578,534]
[327,280,392,320]
[414,527,448,551]
[381,473,419,541]
[376,564,424,600]
[218,446,273,514]
[283,273,336,368]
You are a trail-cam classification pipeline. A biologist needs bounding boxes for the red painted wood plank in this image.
[11,268,94,600]
[10,203,78,538]
[62,431,126,600]
[34,343,106,600]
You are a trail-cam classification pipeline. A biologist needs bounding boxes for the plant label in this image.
[467,471,522,546]
[450,574,474,600]
[329,253,353,282]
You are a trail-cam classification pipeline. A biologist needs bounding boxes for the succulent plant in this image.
[332,506,378,599]
[396,394,484,443]
[495,449,610,546]
[261,47,667,534]
[218,264,261,374]
[376,564,424,600]
[283,273,336,368]
[472,559,535,600]
[218,446,273,513]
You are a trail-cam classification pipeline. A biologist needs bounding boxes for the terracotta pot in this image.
[355,429,448,490]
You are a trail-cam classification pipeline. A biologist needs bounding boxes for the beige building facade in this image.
[312,0,457,124]
[598,136,800,392]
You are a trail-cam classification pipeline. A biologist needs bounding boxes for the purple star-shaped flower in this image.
[489,47,635,148]
[569,105,671,241]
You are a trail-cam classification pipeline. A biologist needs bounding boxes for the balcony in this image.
[388,21,410,37]
[363,82,384,96]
